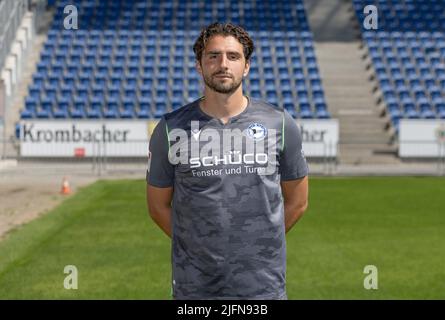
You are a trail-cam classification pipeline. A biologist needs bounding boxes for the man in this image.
[146,22,309,300]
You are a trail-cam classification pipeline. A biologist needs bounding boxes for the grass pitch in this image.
[0,177,444,299]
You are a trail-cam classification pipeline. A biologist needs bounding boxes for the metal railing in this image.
[398,140,445,176]
[0,0,28,70]
[89,139,149,176]
[0,138,149,177]
[321,140,337,175]
[438,142,445,175]
[3,138,445,176]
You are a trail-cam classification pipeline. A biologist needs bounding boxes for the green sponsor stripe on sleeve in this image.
[281,112,285,152]
[165,121,170,153]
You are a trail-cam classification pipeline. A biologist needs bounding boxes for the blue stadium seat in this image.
[137,101,152,119]
[403,101,419,119]
[103,102,119,119]
[153,103,167,118]
[36,102,52,118]
[85,100,100,119]
[123,83,137,98]
[264,79,275,91]
[284,103,298,118]
[110,72,123,85]
[172,100,182,110]
[138,83,151,98]
[70,100,86,119]
[300,104,313,119]
[120,99,136,118]
[53,102,69,118]
[141,75,154,87]
[316,107,330,119]
[20,107,35,119]
[24,97,38,112]
[436,102,445,118]
[250,90,262,99]
[419,100,436,119]
[107,82,120,96]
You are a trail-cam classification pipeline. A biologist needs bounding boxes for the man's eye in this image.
[229,55,238,60]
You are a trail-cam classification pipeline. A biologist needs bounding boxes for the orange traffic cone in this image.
[61,176,71,195]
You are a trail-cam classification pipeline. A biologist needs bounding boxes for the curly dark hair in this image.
[193,22,255,63]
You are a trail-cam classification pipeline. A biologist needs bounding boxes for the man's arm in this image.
[281,176,309,233]
[146,117,174,238]
[279,110,309,233]
[146,184,173,238]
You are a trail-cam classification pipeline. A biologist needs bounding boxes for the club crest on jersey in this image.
[246,123,268,141]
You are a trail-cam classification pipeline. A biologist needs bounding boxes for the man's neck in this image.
[200,87,248,124]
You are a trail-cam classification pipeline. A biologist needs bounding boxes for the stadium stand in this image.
[354,0,445,134]
[19,0,330,120]
[1,0,33,112]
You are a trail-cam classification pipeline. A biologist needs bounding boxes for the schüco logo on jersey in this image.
[189,151,269,168]
[167,121,278,170]
[190,122,270,168]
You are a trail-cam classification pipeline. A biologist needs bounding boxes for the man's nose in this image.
[219,54,229,69]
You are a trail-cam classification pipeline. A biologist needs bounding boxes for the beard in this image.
[203,72,243,94]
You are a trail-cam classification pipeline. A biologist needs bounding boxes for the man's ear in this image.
[243,60,250,77]
[196,60,203,76]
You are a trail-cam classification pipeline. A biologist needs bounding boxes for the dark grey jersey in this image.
[147,97,308,299]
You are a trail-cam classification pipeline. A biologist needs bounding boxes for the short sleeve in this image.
[146,117,175,187]
[279,110,309,181]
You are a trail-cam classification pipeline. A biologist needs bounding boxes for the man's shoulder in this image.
[163,99,198,121]
[249,98,285,117]
[162,99,200,128]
